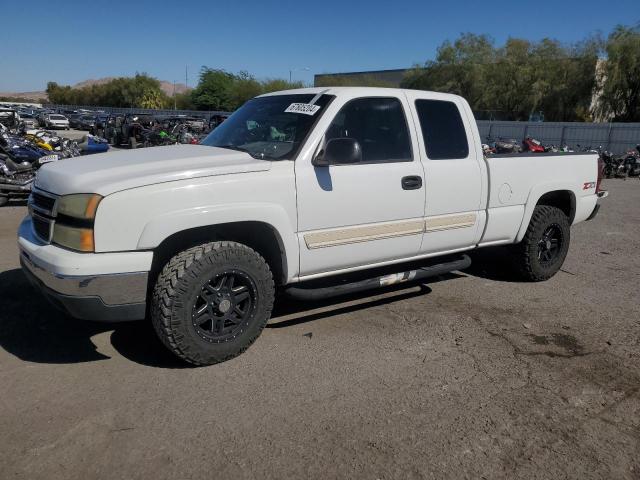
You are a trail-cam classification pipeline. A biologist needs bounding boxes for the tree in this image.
[46,82,75,104]
[402,33,600,121]
[190,68,307,111]
[139,89,167,109]
[597,25,640,121]
[190,68,236,111]
[260,78,305,93]
[45,75,169,109]
[230,71,263,108]
[314,75,394,88]
[173,91,195,110]
[402,34,495,113]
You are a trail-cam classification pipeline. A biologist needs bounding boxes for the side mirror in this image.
[313,138,362,166]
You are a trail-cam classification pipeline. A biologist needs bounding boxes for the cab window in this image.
[325,97,412,163]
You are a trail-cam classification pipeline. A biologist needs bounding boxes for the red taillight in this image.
[596,156,604,193]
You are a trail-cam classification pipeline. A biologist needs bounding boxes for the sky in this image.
[0,0,637,92]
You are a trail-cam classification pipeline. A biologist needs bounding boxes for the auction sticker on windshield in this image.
[284,103,321,115]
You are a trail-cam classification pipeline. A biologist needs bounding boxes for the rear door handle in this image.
[401,176,422,190]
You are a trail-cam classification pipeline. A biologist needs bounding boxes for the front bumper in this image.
[21,255,147,321]
[18,216,152,322]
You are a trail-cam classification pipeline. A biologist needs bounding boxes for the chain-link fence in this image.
[477,121,640,155]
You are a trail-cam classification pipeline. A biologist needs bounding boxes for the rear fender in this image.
[515,182,577,243]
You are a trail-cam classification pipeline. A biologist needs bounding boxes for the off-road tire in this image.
[151,241,275,366]
[0,195,8,207]
[511,205,570,281]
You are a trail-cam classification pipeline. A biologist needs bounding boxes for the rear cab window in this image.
[414,100,469,160]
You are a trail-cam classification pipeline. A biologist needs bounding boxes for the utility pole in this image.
[173,80,176,110]
[185,66,188,89]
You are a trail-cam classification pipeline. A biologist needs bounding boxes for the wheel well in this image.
[536,190,576,223]
[149,222,287,287]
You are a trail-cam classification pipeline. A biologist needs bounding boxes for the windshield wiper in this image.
[216,144,270,160]
[216,144,248,153]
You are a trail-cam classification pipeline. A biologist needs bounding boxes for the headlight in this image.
[57,193,102,219]
[52,223,95,252]
[52,194,102,252]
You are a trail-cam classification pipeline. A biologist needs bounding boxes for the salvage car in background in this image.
[77,115,97,131]
[44,114,70,130]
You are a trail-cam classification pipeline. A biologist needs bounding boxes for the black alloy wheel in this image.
[191,270,257,343]
[151,241,275,366]
[537,224,563,267]
[511,205,571,281]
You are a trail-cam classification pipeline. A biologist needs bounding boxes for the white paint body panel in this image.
[484,153,599,243]
[93,162,300,280]
[35,144,271,196]
[23,87,603,285]
[403,90,486,254]
[18,217,152,276]
[294,89,426,275]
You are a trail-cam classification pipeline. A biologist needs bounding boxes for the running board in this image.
[285,254,471,301]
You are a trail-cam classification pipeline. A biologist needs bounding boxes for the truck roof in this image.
[258,86,463,101]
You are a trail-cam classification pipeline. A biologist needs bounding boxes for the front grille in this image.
[32,214,52,242]
[31,192,56,212]
[29,189,58,243]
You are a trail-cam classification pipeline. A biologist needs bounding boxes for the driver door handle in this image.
[401,176,422,190]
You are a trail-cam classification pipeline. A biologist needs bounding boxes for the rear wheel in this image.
[151,241,275,366]
[511,205,570,281]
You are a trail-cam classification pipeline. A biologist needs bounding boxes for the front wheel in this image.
[151,241,275,366]
[511,205,570,281]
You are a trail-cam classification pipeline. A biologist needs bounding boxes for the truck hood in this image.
[35,144,272,196]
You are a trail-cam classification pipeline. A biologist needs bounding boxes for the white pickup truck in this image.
[19,87,607,365]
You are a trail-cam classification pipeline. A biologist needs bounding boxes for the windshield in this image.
[200,93,334,160]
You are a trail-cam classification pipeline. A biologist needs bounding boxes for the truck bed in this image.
[479,152,599,246]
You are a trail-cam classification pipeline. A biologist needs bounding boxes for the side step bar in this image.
[285,254,471,301]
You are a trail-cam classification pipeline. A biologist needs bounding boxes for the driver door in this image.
[295,93,426,278]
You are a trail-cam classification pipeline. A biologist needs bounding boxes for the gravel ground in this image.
[0,179,638,479]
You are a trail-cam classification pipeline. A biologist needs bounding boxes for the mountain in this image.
[0,90,48,101]
[0,77,191,102]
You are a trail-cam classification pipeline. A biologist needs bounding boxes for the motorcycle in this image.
[486,136,522,154]
[622,146,640,177]
[0,153,36,206]
[613,156,628,178]
[600,149,617,179]
[522,137,546,153]
[0,130,50,166]
[494,138,522,154]
[22,129,81,158]
[142,128,177,147]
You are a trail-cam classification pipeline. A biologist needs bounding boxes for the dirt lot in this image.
[0,179,638,479]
